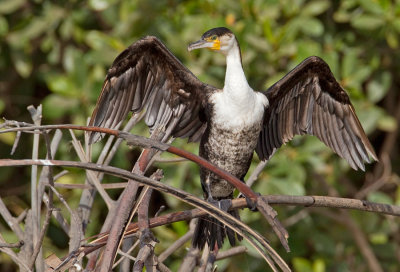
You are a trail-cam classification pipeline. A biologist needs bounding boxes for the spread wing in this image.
[89,36,212,144]
[256,56,377,170]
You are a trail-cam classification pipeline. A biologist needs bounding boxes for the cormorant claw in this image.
[244,193,261,211]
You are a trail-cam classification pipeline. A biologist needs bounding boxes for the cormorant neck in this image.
[224,41,250,93]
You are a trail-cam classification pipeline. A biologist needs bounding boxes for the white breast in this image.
[210,88,268,130]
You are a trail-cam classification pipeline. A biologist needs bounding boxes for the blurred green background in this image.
[0,0,399,271]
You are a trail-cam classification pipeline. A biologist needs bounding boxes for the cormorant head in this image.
[188,27,237,55]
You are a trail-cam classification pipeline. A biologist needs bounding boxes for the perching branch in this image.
[1,121,396,271]
[0,158,288,271]
[1,123,289,252]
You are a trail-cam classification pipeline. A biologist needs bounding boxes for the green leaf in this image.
[385,30,399,49]
[89,0,110,11]
[313,259,326,272]
[367,191,393,205]
[0,132,16,146]
[393,18,400,33]
[0,99,4,114]
[0,16,8,36]
[358,0,384,15]
[46,75,79,96]
[367,72,391,103]
[42,94,79,120]
[396,187,400,206]
[302,0,331,16]
[356,105,382,134]
[351,15,385,30]
[341,49,358,79]
[333,10,351,23]
[299,17,325,37]
[293,257,313,272]
[171,221,188,236]
[369,232,388,245]
[377,114,397,132]
[0,0,25,14]
[13,53,32,78]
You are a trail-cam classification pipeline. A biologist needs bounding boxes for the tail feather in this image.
[192,209,242,250]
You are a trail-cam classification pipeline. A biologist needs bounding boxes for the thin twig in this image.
[42,191,70,234]
[155,157,188,163]
[0,197,24,238]
[28,208,52,269]
[69,129,114,209]
[53,182,127,190]
[0,240,24,248]
[134,171,163,271]
[27,105,43,272]
[216,246,247,260]
[178,247,200,272]
[245,160,268,188]
[0,233,31,271]
[112,239,140,269]
[10,120,21,155]
[29,130,56,270]
[158,229,194,262]
[16,209,28,224]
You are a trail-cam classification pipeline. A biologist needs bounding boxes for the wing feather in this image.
[256,56,377,170]
[89,36,212,143]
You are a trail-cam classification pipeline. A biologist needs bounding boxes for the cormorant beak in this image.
[188,39,218,51]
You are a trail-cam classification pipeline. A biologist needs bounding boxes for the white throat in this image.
[224,44,250,95]
[210,41,269,130]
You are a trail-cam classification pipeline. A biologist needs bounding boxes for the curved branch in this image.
[0,158,287,271]
[1,123,288,250]
[67,193,400,265]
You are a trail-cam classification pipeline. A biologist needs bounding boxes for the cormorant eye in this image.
[211,35,218,41]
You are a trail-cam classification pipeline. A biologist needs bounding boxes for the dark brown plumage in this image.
[89,28,377,251]
[256,56,378,169]
[89,36,212,144]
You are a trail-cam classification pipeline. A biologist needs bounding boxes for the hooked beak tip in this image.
[187,39,211,52]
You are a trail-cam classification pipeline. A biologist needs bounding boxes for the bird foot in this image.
[242,193,261,212]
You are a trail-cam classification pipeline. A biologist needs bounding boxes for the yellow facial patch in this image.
[205,37,221,50]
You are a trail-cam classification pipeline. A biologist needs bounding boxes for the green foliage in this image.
[0,0,399,271]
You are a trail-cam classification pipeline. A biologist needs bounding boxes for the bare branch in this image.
[69,129,115,209]
[245,160,268,188]
[28,208,52,269]
[29,129,56,270]
[158,229,194,262]
[112,239,140,269]
[0,240,24,248]
[27,104,43,272]
[5,158,284,270]
[3,158,400,270]
[0,197,24,238]
[178,247,200,272]
[0,233,31,271]
[216,246,247,260]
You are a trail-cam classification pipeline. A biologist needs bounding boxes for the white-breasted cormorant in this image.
[89,27,377,250]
